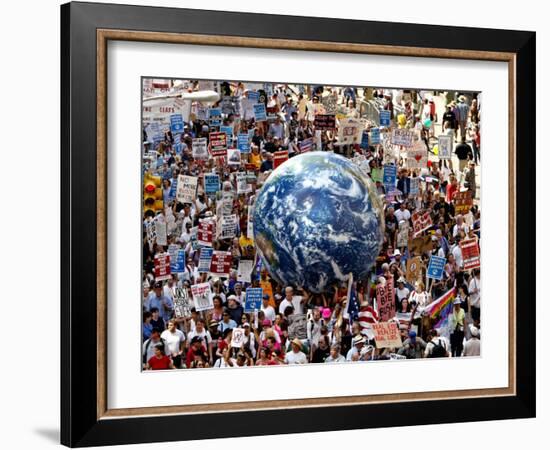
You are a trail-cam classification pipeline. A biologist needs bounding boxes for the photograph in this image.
[141,78,482,370]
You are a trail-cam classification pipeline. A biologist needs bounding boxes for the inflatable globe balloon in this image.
[253,151,384,293]
[423,119,432,128]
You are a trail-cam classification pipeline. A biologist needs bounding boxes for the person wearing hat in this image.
[185,335,208,368]
[448,297,466,357]
[396,277,410,306]
[346,334,367,361]
[284,338,308,364]
[260,294,276,322]
[463,324,480,357]
[397,330,427,359]
[226,295,244,325]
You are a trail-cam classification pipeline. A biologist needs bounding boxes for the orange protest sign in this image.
[372,322,403,348]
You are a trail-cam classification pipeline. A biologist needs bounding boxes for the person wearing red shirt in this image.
[186,336,207,368]
[446,175,459,203]
[147,345,175,370]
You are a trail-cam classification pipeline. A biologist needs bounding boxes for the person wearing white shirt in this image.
[394,202,411,223]
[278,286,308,315]
[463,324,481,356]
[160,320,186,368]
[395,277,410,303]
[468,269,481,322]
[325,344,346,363]
[451,242,464,268]
[452,215,470,237]
[260,295,276,322]
[284,338,308,364]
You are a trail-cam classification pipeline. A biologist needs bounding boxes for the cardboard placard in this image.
[412,211,433,237]
[373,322,403,348]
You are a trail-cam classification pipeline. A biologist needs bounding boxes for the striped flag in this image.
[358,303,378,338]
[346,274,359,323]
[300,138,313,153]
[423,287,456,327]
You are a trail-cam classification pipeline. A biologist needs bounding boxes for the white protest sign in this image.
[438,134,453,160]
[176,175,198,204]
[191,282,213,312]
[227,149,241,166]
[237,259,254,283]
[236,172,251,194]
[154,216,167,246]
[192,138,208,159]
[406,140,428,169]
[219,214,238,240]
[391,128,416,147]
[338,118,364,145]
[231,328,246,348]
[173,287,193,318]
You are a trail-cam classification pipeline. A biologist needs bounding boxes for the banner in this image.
[198,247,213,273]
[273,150,289,169]
[209,132,228,157]
[170,114,184,134]
[406,256,423,283]
[173,287,192,318]
[412,211,433,237]
[227,149,241,166]
[253,103,267,122]
[154,252,171,281]
[209,251,233,277]
[244,287,263,312]
[219,214,238,240]
[313,114,336,130]
[237,133,250,153]
[438,134,453,160]
[237,259,254,283]
[191,282,213,312]
[460,238,481,270]
[197,218,215,247]
[176,175,198,204]
[391,128,415,147]
[454,190,473,215]
[204,173,220,195]
[192,138,208,160]
[379,110,391,127]
[427,255,446,280]
[372,322,403,348]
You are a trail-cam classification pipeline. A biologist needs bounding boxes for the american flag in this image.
[358,304,379,337]
[300,138,313,153]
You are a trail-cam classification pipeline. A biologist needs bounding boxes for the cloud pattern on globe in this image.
[253,151,384,293]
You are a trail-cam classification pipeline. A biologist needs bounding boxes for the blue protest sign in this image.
[174,133,181,145]
[427,255,446,280]
[220,125,233,137]
[209,108,222,127]
[370,127,380,145]
[383,164,397,190]
[237,134,250,153]
[360,130,369,149]
[253,103,267,122]
[245,288,263,312]
[170,249,185,273]
[204,174,220,195]
[198,248,213,273]
[170,114,184,134]
[168,178,177,201]
[247,91,260,102]
[380,110,391,127]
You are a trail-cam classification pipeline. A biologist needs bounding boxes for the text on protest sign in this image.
[370,127,381,145]
[218,214,238,240]
[412,211,433,237]
[209,131,228,157]
[379,110,391,127]
[170,248,185,273]
[373,322,403,349]
[191,282,213,312]
[383,164,397,190]
[154,253,171,281]
[208,108,222,127]
[170,114,184,134]
[204,173,220,195]
[427,255,446,280]
[236,172,251,194]
[409,177,420,196]
[176,175,198,204]
[237,259,254,283]
[377,274,396,322]
[198,247,214,273]
[173,287,193,318]
[460,238,481,270]
[313,114,336,130]
[192,138,208,159]
[197,218,215,247]
[273,151,289,169]
[244,288,263,313]
[438,134,453,160]
[209,251,233,277]
[454,191,473,215]
[237,134,250,153]
[253,103,267,122]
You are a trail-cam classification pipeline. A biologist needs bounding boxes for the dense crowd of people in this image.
[142,80,481,370]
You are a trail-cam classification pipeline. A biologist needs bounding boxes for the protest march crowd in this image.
[142,78,482,370]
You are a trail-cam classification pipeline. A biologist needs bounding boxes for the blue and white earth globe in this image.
[253,151,384,293]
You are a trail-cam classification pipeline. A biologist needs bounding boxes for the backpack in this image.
[143,337,166,364]
[429,339,447,358]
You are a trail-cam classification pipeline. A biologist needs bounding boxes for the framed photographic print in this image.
[61,1,536,447]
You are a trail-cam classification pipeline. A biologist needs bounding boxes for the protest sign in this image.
[379,110,391,127]
[237,259,254,283]
[454,190,473,215]
[195,104,208,121]
[231,328,246,348]
[410,177,420,196]
[372,322,403,349]
[197,219,215,247]
[237,133,250,153]
[321,95,338,115]
[173,287,193,318]
[247,90,260,102]
[220,96,240,116]
[407,141,429,169]
[154,219,167,246]
[236,172,251,194]
[412,210,433,237]
[219,191,234,216]
[406,256,423,283]
[376,281,395,322]
[246,170,256,184]
[427,255,446,280]
[338,118,363,145]
[383,164,397,191]
[370,127,380,145]
[208,108,221,127]
[220,125,234,140]
[313,114,336,130]
[192,138,208,160]
[396,220,410,248]
[273,150,289,169]
[176,175,198,204]
[247,197,255,239]
[360,130,369,149]
[209,132,227,157]
[153,252,171,281]
[170,114,184,134]
[287,313,307,340]
[409,235,434,256]
[170,249,185,273]
[227,149,241,166]
[253,103,267,122]
[219,214,238,240]
[198,247,213,273]
[209,251,233,277]
[371,167,383,183]
[244,287,263,313]
[191,282,213,312]
[204,173,220,195]
[460,238,481,270]
[391,128,415,147]
[438,134,453,160]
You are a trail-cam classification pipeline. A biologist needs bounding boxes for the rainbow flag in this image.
[423,288,456,327]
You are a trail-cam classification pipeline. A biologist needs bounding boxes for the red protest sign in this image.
[372,321,403,348]
[209,131,228,157]
[454,191,473,215]
[412,210,433,237]
[376,277,396,322]
[273,151,289,169]
[154,252,171,281]
[209,251,233,277]
[197,219,215,247]
[460,238,480,270]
